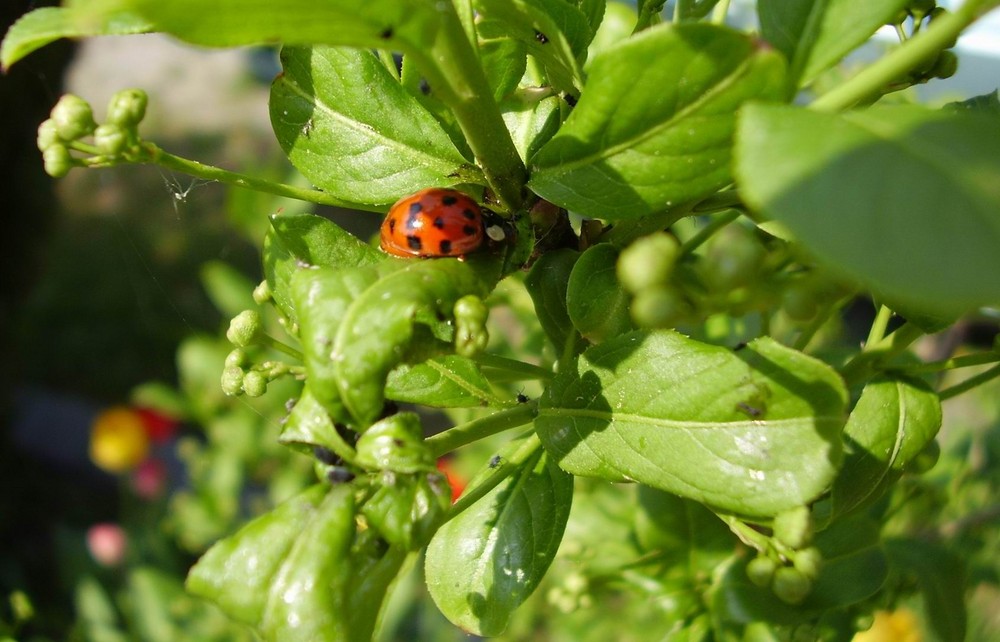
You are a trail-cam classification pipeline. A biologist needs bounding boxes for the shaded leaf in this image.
[635,487,734,576]
[566,243,632,343]
[386,355,499,407]
[200,261,257,319]
[525,248,581,354]
[535,330,846,517]
[885,538,967,642]
[737,103,1000,315]
[530,23,785,219]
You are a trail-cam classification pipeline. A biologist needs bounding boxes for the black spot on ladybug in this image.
[440,239,453,255]
[380,27,394,39]
[462,208,477,220]
[406,235,422,251]
[441,195,458,205]
[388,218,396,233]
[463,225,477,236]
[419,78,431,95]
[564,93,578,107]
[409,202,423,215]
[433,217,446,229]
[534,30,549,44]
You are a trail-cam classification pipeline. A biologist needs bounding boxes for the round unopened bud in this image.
[242,371,267,397]
[705,225,765,291]
[782,282,820,322]
[931,50,958,80]
[617,232,680,294]
[51,94,96,141]
[252,280,272,304]
[793,547,823,580]
[106,88,148,127]
[94,123,128,156]
[773,506,813,550]
[37,118,61,151]
[226,309,264,347]
[746,556,777,588]
[221,366,245,396]
[42,144,73,178]
[225,348,250,368]
[630,286,688,328]
[773,566,812,605]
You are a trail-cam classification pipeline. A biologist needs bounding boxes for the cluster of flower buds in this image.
[222,309,300,397]
[36,89,148,177]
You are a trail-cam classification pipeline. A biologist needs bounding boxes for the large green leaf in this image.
[535,330,847,517]
[1,6,151,70]
[566,243,632,343]
[736,103,1000,315]
[271,46,480,206]
[524,248,581,354]
[425,438,573,636]
[758,0,909,87]
[529,23,785,219]
[73,0,442,50]
[831,374,941,519]
[262,212,381,324]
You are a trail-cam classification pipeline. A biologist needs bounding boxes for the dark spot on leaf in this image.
[313,446,342,466]
[737,402,764,418]
[534,30,549,44]
[380,27,394,39]
[440,239,453,254]
[733,342,748,351]
[489,455,502,468]
[326,467,355,484]
[419,78,430,95]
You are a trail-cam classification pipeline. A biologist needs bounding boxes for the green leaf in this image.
[499,87,562,165]
[425,438,573,636]
[566,243,632,343]
[271,46,480,206]
[279,386,342,454]
[361,470,451,550]
[386,355,499,407]
[831,374,941,519]
[758,0,909,87]
[1,6,152,70]
[74,576,128,642]
[475,0,592,95]
[635,487,734,576]
[262,213,381,324]
[677,0,722,20]
[535,330,847,517]
[200,261,257,319]
[736,103,1000,315]
[78,0,441,51]
[946,89,1000,116]
[712,515,887,625]
[586,2,637,65]
[529,23,786,219]
[885,538,967,642]
[525,248,581,354]
[481,38,528,102]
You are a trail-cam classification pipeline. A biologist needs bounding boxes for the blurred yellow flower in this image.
[853,609,922,642]
[89,406,150,473]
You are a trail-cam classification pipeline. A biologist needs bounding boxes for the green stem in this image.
[603,204,694,248]
[792,295,850,352]
[407,5,526,211]
[711,0,732,25]
[144,143,383,212]
[939,363,1000,401]
[426,402,538,458]
[260,334,304,361]
[446,433,542,520]
[474,353,553,381]
[903,351,1000,375]
[634,1,666,32]
[864,305,894,350]
[693,188,742,213]
[839,322,924,386]
[679,209,740,257]
[811,0,998,112]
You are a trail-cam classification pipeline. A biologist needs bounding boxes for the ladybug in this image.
[380,188,485,258]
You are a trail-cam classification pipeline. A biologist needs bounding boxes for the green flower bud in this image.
[226,309,264,347]
[630,286,688,328]
[782,282,820,322]
[252,280,272,304]
[773,566,812,605]
[792,546,823,580]
[704,225,765,291]
[616,232,680,294]
[773,505,813,549]
[221,366,245,396]
[242,371,267,397]
[931,50,958,80]
[42,144,73,178]
[51,94,96,141]
[746,555,777,588]
[224,348,250,368]
[37,118,61,151]
[93,123,128,156]
[454,295,489,357]
[106,88,148,127]
[909,0,936,21]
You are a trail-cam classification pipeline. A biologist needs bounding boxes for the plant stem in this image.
[634,1,666,32]
[407,5,527,211]
[426,402,538,458]
[474,353,553,381]
[711,0,732,25]
[603,203,693,248]
[903,351,1000,375]
[864,305,894,350]
[811,0,999,112]
[144,143,384,212]
[939,363,1000,401]
[260,334,304,361]
[445,433,542,520]
[839,322,924,386]
[679,209,740,257]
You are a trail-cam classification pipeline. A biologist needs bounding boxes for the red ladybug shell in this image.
[380,188,485,258]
